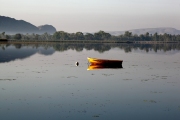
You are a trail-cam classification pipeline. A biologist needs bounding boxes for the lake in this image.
[0,43,180,120]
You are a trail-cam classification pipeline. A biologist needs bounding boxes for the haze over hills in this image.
[107,27,180,36]
[1,16,180,36]
[0,16,56,34]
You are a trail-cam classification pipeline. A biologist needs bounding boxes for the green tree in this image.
[139,34,145,41]
[124,31,132,40]
[94,30,111,40]
[102,32,111,40]
[0,32,5,39]
[35,34,40,40]
[14,34,22,40]
[5,35,10,39]
[133,34,139,41]
[69,33,76,40]
[153,32,158,41]
[75,32,84,40]
[94,32,101,40]
[124,31,132,37]
[53,31,69,40]
[145,32,150,41]
[43,32,50,40]
[53,32,60,40]
[85,33,94,40]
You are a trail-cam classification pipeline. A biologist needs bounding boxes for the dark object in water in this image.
[75,62,79,66]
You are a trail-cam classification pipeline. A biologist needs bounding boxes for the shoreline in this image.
[0,39,179,44]
[2,40,133,44]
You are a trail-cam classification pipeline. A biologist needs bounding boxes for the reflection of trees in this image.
[51,43,111,53]
[91,44,111,53]
[14,44,22,49]
[116,44,180,53]
[0,43,180,53]
[124,46,132,53]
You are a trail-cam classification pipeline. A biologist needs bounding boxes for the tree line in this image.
[0,31,180,41]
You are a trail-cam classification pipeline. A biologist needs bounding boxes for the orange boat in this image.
[87,57,123,65]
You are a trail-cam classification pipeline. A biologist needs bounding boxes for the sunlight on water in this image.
[0,43,180,120]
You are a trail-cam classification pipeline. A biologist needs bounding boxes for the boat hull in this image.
[87,64,123,70]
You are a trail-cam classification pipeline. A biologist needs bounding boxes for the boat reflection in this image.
[87,64,123,70]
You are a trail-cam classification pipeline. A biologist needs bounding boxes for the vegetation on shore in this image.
[0,30,180,42]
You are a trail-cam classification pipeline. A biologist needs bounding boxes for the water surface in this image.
[0,43,180,120]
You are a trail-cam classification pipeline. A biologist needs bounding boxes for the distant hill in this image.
[0,16,56,34]
[108,27,180,36]
[38,25,56,34]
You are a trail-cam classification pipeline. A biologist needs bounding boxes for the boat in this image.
[87,57,123,65]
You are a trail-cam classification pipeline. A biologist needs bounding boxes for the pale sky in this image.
[1,0,180,32]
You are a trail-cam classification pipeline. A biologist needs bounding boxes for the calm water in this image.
[0,43,180,120]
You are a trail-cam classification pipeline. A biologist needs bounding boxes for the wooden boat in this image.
[87,57,123,65]
[87,64,123,70]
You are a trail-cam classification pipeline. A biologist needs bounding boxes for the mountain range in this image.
[0,16,56,34]
[1,16,180,36]
[107,27,180,36]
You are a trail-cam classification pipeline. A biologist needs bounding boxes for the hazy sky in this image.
[1,0,180,32]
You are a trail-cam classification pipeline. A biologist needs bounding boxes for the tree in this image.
[75,32,84,40]
[53,32,60,40]
[102,32,111,40]
[139,34,145,41]
[2,32,5,36]
[35,34,40,40]
[153,32,158,41]
[60,32,69,40]
[124,31,132,37]
[145,32,150,41]
[53,31,69,40]
[69,33,76,40]
[163,33,169,41]
[94,30,111,40]
[132,34,139,41]
[124,31,132,40]
[5,35,10,39]
[14,34,22,40]
[85,33,94,40]
[43,32,49,40]
[0,32,5,39]
[94,32,101,40]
